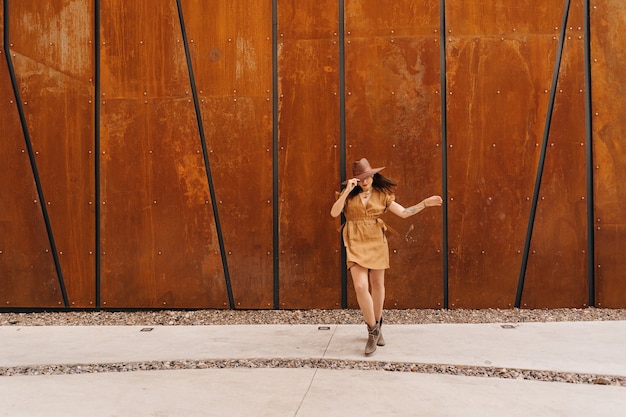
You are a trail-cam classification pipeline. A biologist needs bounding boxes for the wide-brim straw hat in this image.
[342,158,385,184]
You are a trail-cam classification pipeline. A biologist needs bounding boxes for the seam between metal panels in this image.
[515,0,571,308]
[175,0,235,309]
[339,0,348,309]
[583,0,595,306]
[3,0,69,308]
[440,0,449,309]
[272,0,280,309]
[94,0,102,309]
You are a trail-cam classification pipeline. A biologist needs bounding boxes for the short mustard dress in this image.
[340,189,395,270]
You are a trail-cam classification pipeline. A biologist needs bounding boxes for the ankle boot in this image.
[364,323,380,356]
[377,317,386,347]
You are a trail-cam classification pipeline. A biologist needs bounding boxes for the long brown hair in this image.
[347,173,397,199]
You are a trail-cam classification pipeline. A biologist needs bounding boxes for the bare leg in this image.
[350,264,376,327]
[369,269,385,322]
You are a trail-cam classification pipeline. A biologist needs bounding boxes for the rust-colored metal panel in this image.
[100,99,227,308]
[447,0,566,36]
[0,47,63,308]
[591,0,626,307]
[10,0,93,84]
[345,0,440,37]
[99,2,227,308]
[446,34,554,308]
[522,6,588,308]
[344,1,444,309]
[182,0,274,308]
[8,0,96,308]
[278,0,342,308]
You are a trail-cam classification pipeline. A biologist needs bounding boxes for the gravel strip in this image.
[1,359,623,387]
[2,308,625,387]
[2,307,626,326]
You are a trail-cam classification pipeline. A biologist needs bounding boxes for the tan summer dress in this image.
[340,189,395,270]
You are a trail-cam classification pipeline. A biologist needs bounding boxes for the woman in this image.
[330,158,442,355]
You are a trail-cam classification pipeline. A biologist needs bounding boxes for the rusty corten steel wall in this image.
[1,0,625,310]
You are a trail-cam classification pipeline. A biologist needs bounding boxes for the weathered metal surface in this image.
[591,0,626,307]
[522,5,589,308]
[0,43,63,308]
[99,2,227,308]
[182,0,275,309]
[2,0,626,310]
[344,0,444,308]
[445,1,572,308]
[278,0,342,309]
[7,0,96,307]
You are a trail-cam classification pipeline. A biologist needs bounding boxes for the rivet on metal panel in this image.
[34,200,38,204]
[47,201,51,205]
[532,250,536,254]
[393,249,397,253]
[102,201,106,204]
[450,197,453,201]
[481,250,485,254]
[391,91,395,95]
[45,249,49,252]
[449,144,453,148]
[517,250,521,254]
[492,144,496,147]
[140,40,144,44]
[89,201,92,205]
[153,200,157,204]
[190,39,194,43]
[347,40,351,44]
[390,39,394,43]
[497,90,501,94]
[24,101,28,105]
[149,150,153,154]
[102,101,106,104]
[59,251,63,255]
[390,30,394,34]
[89,251,93,255]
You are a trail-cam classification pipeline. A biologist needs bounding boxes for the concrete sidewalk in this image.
[1,321,626,416]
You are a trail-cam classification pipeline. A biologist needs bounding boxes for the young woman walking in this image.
[331,158,442,355]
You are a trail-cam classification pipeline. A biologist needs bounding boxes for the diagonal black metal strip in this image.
[94,0,102,308]
[175,0,235,309]
[339,0,348,309]
[272,0,280,309]
[3,0,69,308]
[439,0,449,309]
[583,0,595,306]
[515,0,571,308]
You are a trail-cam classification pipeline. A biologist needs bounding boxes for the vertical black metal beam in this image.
[175,0,235,309]
[439,0,449,309]
[338,0,348,309]
[515,0,571,308]
[272,0,280,309]
[3,0,69,308]
[94,0,102,308]
[583,0,595,306]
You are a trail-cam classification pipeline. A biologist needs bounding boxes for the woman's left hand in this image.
[423,195,443,207]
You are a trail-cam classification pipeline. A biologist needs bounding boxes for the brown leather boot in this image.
[365,323,380,356]
[377,317,385,347]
